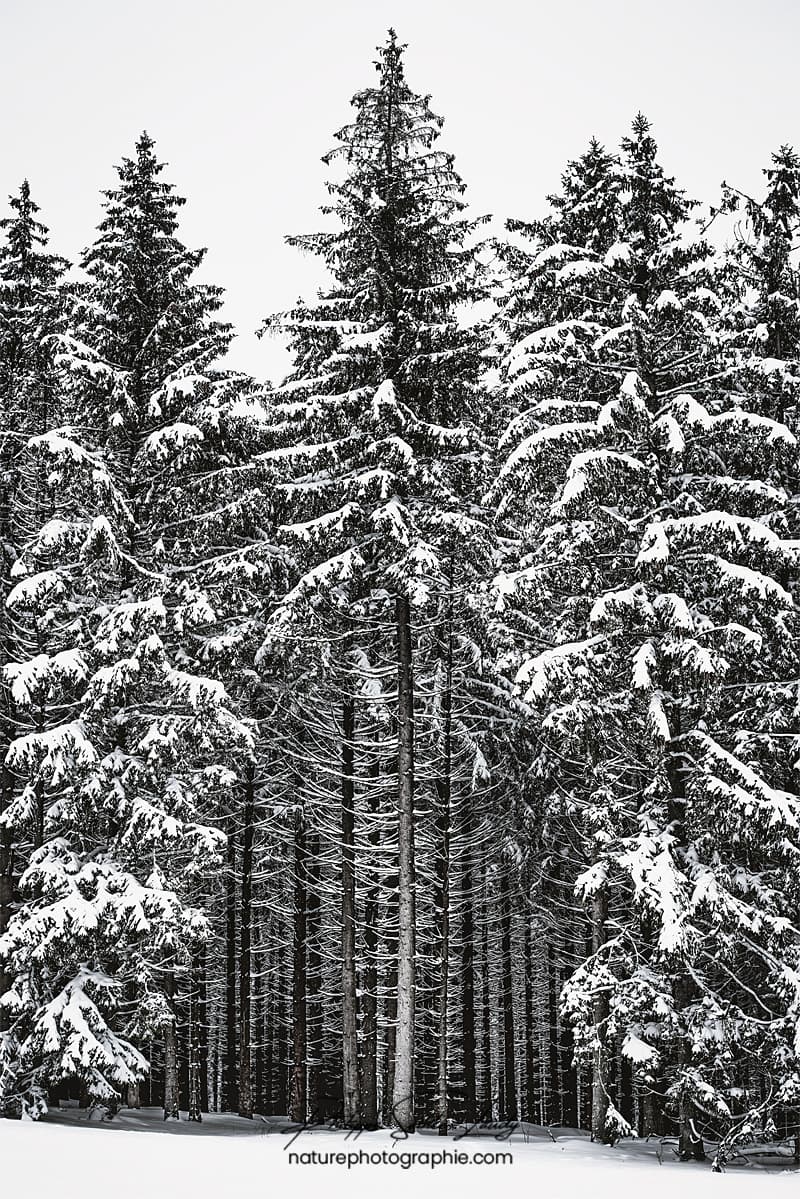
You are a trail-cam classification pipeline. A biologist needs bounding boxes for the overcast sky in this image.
[3,0,800,382]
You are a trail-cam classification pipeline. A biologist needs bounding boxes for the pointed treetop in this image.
[0,180,66,282]
[623,113,660,168]
[6,179,38,221]
[631,111,651,137]
[376,27,407,79]
[133,131,160,170]
[763,144,800,213]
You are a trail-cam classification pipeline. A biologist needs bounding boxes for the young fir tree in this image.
[258,30,490,1131]
[493,115,800,1160]
[0,136,252,1116]
[0,183,69,1111]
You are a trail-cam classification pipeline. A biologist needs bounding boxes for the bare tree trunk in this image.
[361,752,381,1128]
[263,933,274,1115]
[188,956,202,1122]
[560,921,578,1128]
[435,611,453,1135]
[523,910,537,1123]
[124,987,140,1110]
[0,700,21,1109]
[500,868,517,1121]
[1,768,17,1112]
[675,972,705,1160]
[392,594,416,1133]
[306,830,323,1123]
[163,969,180,1120]
[225,818,238,1112]
[341,696,361,1127]
[667,716,705,1163]
[590,888,610,1142]
[197,945,209,1114]
[289,805,307,1124]
[619,1045,633,1128]
[239,765,255,1118]
[253,916,264,1114]
[277,942,290,1116]
[460,793,477,1125]
[0,792,12,1041]
[547,939,560,1124]
[382,858,399,1125]
[479,877,492,1115]
[436,810,451,1133]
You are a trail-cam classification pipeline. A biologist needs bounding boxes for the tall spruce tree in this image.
[0,183,69,1112]
[494,116,800,1160]
[258,30,490,1131]
[0,136,252,1116]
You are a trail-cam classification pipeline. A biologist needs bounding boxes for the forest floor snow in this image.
[0,1106,797,1199]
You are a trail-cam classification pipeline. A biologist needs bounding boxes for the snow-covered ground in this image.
[1,1108,796,1198]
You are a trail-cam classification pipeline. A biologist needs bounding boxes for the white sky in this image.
[3,0,800,383]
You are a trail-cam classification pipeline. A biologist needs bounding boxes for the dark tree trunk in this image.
[436,801,451,1134]
[306,830,323,1123]
[638,913,662,1138]
[289,805,307,1124]
[197,946,209,1113]
[435,610,453,1135]
[163,969,180,1120]
[0,822,11,1039]
[523,910,537,1123]
[641,1079,661,1137]
[460,793,477,1125]
[253,914,264,1114]
[497,988,505,1118]
[499,868,517,1121]
[225,817,238,1112]
[590,889,610,1141]
[0,749,16,1079]
[382,861,399,1126]
[560,920,578,1129]
[479,878,492,1116]
[547,939,560,1125]
[361,752,381,1129]
[392,594,416,1133]
[187,951,203,1122]
[239,764,255,1118]
[675,974,705,1160]
[123,980,142,1109]
[667,714,705,1163]
[263,933,274,1116]
[276,944,289,1116]
[341,696,361,1127]
[619,1047,634,1127]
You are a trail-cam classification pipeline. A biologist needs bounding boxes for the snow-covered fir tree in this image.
[718,142,800,850]
[0,136,252,1117]
[258,30,493,1132]
[0,183,70,1113]
[1,32,800,1170]
[493,115,800,1162]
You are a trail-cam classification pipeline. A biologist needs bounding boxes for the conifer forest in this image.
[2,29,800,1174]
